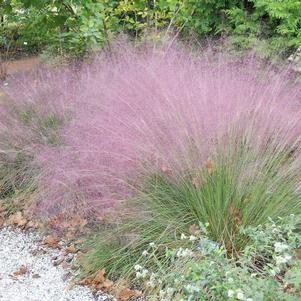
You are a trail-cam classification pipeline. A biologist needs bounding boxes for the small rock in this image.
[53,256,64,266]
[65,254,74,263]
[62,272,72,281]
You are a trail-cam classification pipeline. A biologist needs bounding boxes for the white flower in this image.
[23,41,28,45]
[166,287,175,296]
[134,264,142,271]
[136,271,143,279]
[176,247,193,258]
[146,280,156,288]
[142,250,149,256]
[141,269,149,278]
[275,254,292,265]
[3,82,8,86]
[274,242,289,253]
[181,233,187,240]
[246,298,253,301]
[237,291,245,300]
[227,289,235,298]
[189,235,198,241]
[149,242,156,248]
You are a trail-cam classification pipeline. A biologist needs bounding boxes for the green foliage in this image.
[225,0,301,57]
[134,216,301,301]
[2,0,300,58]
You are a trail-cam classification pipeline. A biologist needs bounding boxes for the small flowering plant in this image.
[133,216,301,301]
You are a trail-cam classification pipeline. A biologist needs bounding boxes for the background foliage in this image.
[1,0,301,58]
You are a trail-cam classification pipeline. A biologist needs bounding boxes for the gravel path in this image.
[0,227,111,301]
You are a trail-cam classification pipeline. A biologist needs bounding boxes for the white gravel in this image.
[0,227,112,301]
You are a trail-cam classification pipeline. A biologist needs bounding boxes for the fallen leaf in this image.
[65,230,76,239]
[68,215,88,230]
[8,211,27,227]
[116,288,141,301]
[204,159,214,175]
[74,239,84,245]
[43,235,60,247]
[65,245,77,254]
[101,279,114,291]
[26,221,35,229]
[93,269,106,284]
[13,265,28,276]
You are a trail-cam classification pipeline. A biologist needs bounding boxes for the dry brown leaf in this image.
[8,211,27,227]
[204,159,214,175]
[74,239,84,245]
[26,221,35,229]
[101,279,114,291]
[65,231,76,239]
[65,245,77,254]
[68,215,88,230]
[13,265,28,276]
[43,235,60,247]
[116,288,141,301]
[93,269,106,284]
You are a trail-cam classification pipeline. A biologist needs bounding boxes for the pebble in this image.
[0,227,115,301]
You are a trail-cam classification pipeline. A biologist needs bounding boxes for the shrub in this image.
[2,1,301,58]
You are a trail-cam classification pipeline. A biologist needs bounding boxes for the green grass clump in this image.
[81,137,301,280]
[0,101,65,214]
[18,105,64,146]
[0,151,38,212]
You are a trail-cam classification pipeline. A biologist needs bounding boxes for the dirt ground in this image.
[6,57,39,75]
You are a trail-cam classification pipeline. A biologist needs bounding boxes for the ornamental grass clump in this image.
[0,69,74,212]
[75,45,301,278]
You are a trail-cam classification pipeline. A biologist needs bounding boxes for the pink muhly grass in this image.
[3,44,301,219]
